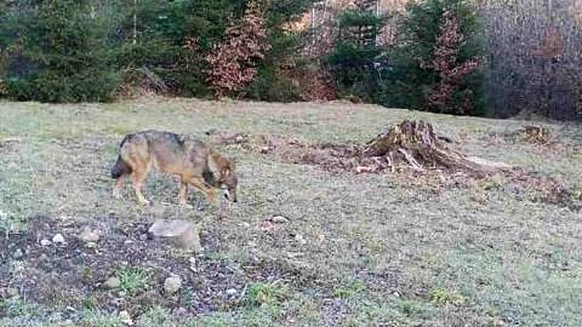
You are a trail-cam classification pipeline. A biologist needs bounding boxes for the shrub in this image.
[483,0,582,120]
[112,0,243,97]
[244,0,314,102]
[423,9,480,114]
[3,0,120,103]
[326,8,383,102]
[378,0,484,115]
[205,1,271,98]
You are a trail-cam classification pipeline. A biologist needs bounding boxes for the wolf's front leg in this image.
[178,181,189,206]
[131,172,150,205]
[112,176,124,199]
[188,177,219,207]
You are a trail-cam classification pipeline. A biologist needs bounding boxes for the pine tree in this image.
[4,0,119,102]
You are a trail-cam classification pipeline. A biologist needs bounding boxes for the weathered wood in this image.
[362,120,511,173]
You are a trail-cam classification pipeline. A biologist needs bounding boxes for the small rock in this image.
[260,221,274,232]
[78,227,101,243]
[119,310,133,325]
[85,242,97,249]
[392,291,400,297]
[12,248,23,259]
[50,312,63,321]
[356,165,372,173]
[104,277,121,289]
[259,146,271,154]
[271,216,289,223]
[174,307,188,316]
[164,276,182,294]
[295,234,307,245]
[6,287,18,297]
[149,219,203,253]
[40,239,51,247]
[286,252,304,258]
[52,233,65,244]
[225,288,238,296]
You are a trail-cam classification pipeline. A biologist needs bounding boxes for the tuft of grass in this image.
[79,310,124,327]
[396,299,433,319]
[0,297,40,319]
[246,280,291,306]
[136,307,177,327]
[430,287,466,306]
[115,267,151,297]
[186,312,234,327]
[332,280,366,299]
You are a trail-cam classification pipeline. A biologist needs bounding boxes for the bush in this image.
[111,0,243,97]
[326,9,383,102]
[247,65,302,102]
[205,1,271,98]
[244,0,314,102]
[0,0,316,103]
[378,0,484,115]
[483,0,582,120]
[3,0,120,103]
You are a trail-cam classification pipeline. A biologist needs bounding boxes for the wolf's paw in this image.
[178,201,194,209]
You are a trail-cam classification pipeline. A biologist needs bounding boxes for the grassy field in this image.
[0,97,581,326]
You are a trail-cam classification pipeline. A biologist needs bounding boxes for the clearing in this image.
[0,97,581,326]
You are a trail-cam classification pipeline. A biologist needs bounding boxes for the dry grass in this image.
[0,97,581,326]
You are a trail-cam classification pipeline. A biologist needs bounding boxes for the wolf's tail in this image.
[111,155,132,179]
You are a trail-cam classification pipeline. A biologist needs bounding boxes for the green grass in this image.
[115,267,151,296]
[247,281,292,306]
[430,287,466,306]
[0,97,581,326]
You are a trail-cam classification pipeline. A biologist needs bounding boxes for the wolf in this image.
[110,130,238,206]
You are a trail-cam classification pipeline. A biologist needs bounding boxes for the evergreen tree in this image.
[3,0,120,102]
[326,5,383,101]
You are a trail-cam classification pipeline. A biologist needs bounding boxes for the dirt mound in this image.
[237,120,511,175]
[521,125,552,144]
[484,124,570,150]
[208,120,579,210]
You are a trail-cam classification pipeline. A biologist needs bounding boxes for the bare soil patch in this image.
[0,214,318,321]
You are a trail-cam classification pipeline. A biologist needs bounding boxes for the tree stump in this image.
[362,120,511,173]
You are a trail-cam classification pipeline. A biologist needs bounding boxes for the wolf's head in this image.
[209,151,238,203]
